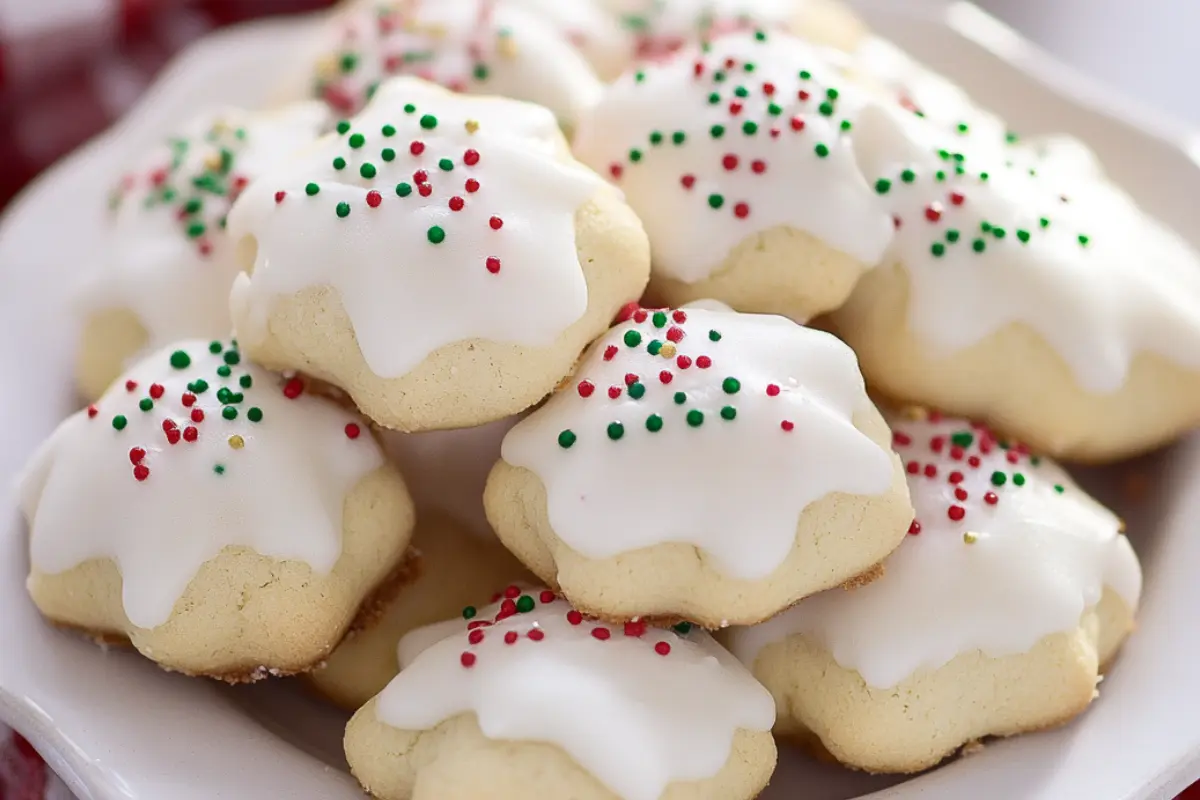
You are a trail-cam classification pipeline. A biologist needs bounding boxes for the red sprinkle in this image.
[274,190,286,204]
[955,487,968,501]
[183,426,198,442]
[133,465,150,482]
[485,256,501,274]
[948,505,965,521]
[410,141,425,156]
[766,384,780,397]
[567,610,583,625]
[672,310,687,323]
[591,627,611,641]
[463,148,480,166]
[603,345,618,361]
[448,196,464,211]
[87,405,98,418]
[925,204,942,222]
[948,471,964,484]
[681,174,695,189]
[908,520,922,535]
[659,370,674,384]
[504,585,521,599]
[181,393,196,407]
[125,380,138,392]
[460,652,476,667]
[504,631,519,645]
[608,385,622,399]
[676,355,693,369]
[633,309,648,323]
[906,461,919,474]
[539,590,556,603]
[893,431,912,446]
[722,154,738,171]
[366,190,383,208]
[666,326,684,343]
[790,115,805,131]
[418,184,432,197]
[924,464,937,478]
[465,178,480,193]
[129,447,146,464]
[162,419,178,432]
[528,629,545,641]
[733,202,750,218]
[165,429,181,445]
[577,381,595,398]
[950,191,966,206]
[344,423,361,439]
[190,409,205,423]
[624,373,639,386]
[984,492,999,505]
[149,383,164,399]
[413,169,428,183]
[282,378,304,399]
[930,436,945,453]
[624,621,646,637]
[610,163,623,179]
[489,216,503,230]
[751,160,766,174]
[696,356,712,369]
[781,420,794,432]
[968,456,981,468]
[468,629,485,645]
[655,642,671,656]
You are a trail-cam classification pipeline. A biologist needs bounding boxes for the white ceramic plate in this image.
[3,3,1199,799]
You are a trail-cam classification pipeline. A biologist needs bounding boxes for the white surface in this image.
[0,4,1198,800]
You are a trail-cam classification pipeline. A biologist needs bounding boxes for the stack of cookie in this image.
[23,0,1197,797]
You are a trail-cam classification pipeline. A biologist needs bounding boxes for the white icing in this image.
[573,32,892,286]
[508,0,633,80]
[499,306,894,580]
[849,104,1200,393]
[727,412,1143,689]
[377,592,774,800]
[381,415,520,540]
[310,0,603,126]
[18,340,385,629]
[77,103,329,359]
[601,0,801,61]
[228,77,603,378]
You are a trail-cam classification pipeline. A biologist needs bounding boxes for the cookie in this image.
[344,592,776,800]
[19,339,416,681]
[727,410,1142,773]
[381,416,519,538]
[310,513,531,709]
[830,104,1200,461]
[484,305,913,627]
[74,102,329,401]
[573,31,892,323]
[229,77,650,432]
[305,0,603,130]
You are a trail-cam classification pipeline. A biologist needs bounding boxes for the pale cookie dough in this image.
[831,105,1200,461]
[484,305,913,627]
[74,103,329,401]
[19,339,416,681]
[229,77,650,432]
[381,416,519,538]
[603,0,867,62]
[310,513,531,709]
[573,31,892,323]
[728,410,1142,774]
[305,0,604,130]
[345,593,776,800]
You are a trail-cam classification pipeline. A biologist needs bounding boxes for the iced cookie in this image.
[311,513,531,709]
[484,305,913,627]
[605,0,867,62]
[381,416,519,538]
[75,103,329,401]
[728,410,1142,773]
[20,339,416,681]
[345,592,776,800]
[831,105,1200,461]
[573,31,892,323]
[306,0,603,130]
[229,77,650,432]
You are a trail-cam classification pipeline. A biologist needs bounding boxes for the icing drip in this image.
[499,306,894,580]
[228,77,602,378]
[310,0,603,125]
[727,411,1143,689]
[79,103,328,355]
[378,589,775,800]
[573,31,892,285]
[18,340,384,629]
[851,105,1200,393]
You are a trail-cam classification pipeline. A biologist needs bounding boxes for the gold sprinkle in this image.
[962,531,978,544]
[464,119,480,134]
[1118,518,1126,533]
[659,343,677,358]
[900,405,929,421]
[314,54,338,80]
[497,35,519,58]
[227,435,245,450]
[204,153,223,171]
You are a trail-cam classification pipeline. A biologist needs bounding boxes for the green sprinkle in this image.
[768,103,783,116]
[170,350,191,369]
[814,143,829,158]
[247,407,263,422]
[652,311,668,328]
[673,391,686,405]
[427,225,446,244]
[972,239,987,253]
[634,70,646,83]
[305,182,319,196]
[217,387,233,403]
[216,365,232,378]
[1006,131,1020,143]
[137,398,152,412]
[208,341,222,354]
[840,119,853,131]
[931,242,946,257]
[720,405,737,420]
[798,70,811,80]
[184,198,202,214]
[754,30,767,41]
[1039,217,1051,228]
[188,379,209,394]
[439,158,454,171]
[213,464,225,475]
[360,162,377,179]
[646,414,663,432]
[462,605,477,619]
[874,178,892,195]
[951,432,973,447]
[708,92,721,105]
[473,63,489,81]
[381,124,396,137]
[981,221,993,233]
[333,156,346,170]
[419,114,438,130]
[336,120,351,135]
[557,430,577,449]
[403,103,416,114]
[672,131,686,145]
[516,595,535,613]
[901,169,916,183]
[396,182,412,197]
[734,86,749,98]
[722,377,740,394]
[1013,473,1026,486]
[223,349,240,367]
[336,202,351,218]
[710,124,725,139]
[647,340,662,356]
[1017,229,1031,243]
[1031,456,1042,466]
[340,53,357,73]
[709,329,722,341]
[1054,484,1065,493]
[742,120,758,135]
[957,122,969,134]
[112,415,127,430]
[991,471,1007,486]
[992,227,1006,239]
[673,622,693,634]
[607,422,625,440]
[707,193,724,209]
[818,101,835,116]
[624,330,642,347]
[1078,234,1090,246]
[222,406,237,420]
[686,409,704,427]
[946,229,960,243]
[381,148,395,162]
[348,133,365,149]
[629,149,642,162]
[186,222,205,239]
[649,131,663,145]
[628,382,646,399]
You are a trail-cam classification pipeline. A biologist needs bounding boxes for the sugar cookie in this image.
[74,103,328,401]
[20,339,415,681]
[306,0,603,130]
[310,513,531,709]
[573,32,892,323]
[344,592,776,800]
[229,77,650,432]
[832,105,1200,461]
[728,410,1142,773]
[484,305,912,627]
